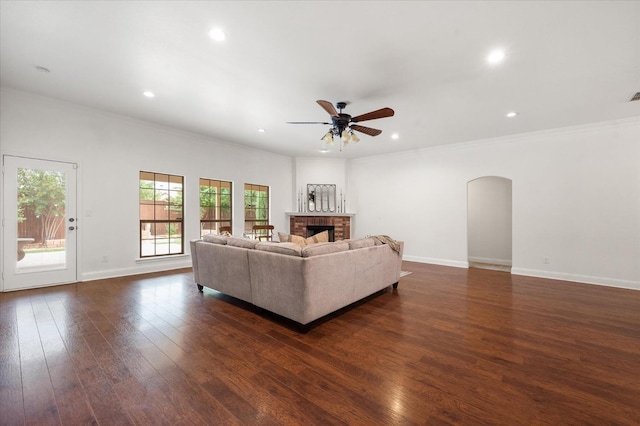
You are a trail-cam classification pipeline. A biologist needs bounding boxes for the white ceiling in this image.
[1,1,639,158]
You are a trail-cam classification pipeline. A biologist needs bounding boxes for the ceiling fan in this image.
[287,100,395,147]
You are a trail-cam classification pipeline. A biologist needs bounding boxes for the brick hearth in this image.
[289,215,351,240]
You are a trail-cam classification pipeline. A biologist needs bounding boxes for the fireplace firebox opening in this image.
[306,225,335,242]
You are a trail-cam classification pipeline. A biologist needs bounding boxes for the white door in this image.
[2,156,78,291]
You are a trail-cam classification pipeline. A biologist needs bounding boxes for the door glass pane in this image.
[17,168,67,272]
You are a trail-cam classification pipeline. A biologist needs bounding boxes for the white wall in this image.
[348,118,640,289]
[292,157,348,212]
[468,176,512,266]
[3,87,639,290]
[0,88,293,282]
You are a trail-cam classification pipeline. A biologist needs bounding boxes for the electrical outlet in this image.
[543,256,550,264]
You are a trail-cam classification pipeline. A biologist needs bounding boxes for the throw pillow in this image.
[305,230,329,245]
[278,232,307,248]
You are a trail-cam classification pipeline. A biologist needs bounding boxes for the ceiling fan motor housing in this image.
[332,114,352,134]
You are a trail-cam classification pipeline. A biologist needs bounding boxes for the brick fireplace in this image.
[288,214,352,241]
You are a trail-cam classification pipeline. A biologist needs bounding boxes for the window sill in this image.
[135,254,190,263]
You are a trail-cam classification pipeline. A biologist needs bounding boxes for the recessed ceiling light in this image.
[208,28,226,42]
[487,49,506,64]
[143,91,155,98]
[391,133,399,140]
[319,149,329,153]
[34,65,50,73]
[257,128,266,133]
[506,111,518,118]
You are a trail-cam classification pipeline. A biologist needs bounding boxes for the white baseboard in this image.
[81,259,192,282]
[402,257,639,291]
[511,267,640,291]
[468,256,512,266]
[403,255,468,269]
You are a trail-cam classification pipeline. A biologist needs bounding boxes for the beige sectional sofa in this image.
[190,235,404,327]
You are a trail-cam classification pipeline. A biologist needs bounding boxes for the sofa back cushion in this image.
[348,237,376,250]
[256,242,302,257]
[202,234,229,245]
[301,241,349,258]
[227,236,258,249]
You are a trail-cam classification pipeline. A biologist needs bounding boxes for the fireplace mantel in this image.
[285,212,355,217]
[286,213,354,240]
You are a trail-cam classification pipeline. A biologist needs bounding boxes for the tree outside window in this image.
[200,178,232,236]
[17,169,66,246]
[244,183,269,237]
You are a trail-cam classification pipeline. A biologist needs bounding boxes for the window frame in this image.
[199,178,232,237]
[139,171,184,258]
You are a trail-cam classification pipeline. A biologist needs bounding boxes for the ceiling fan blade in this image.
[351,124,382,137]
[316,100,339,117]
[287,121,331,125]
[351,107,395,123]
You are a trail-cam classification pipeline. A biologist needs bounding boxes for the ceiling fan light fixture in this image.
[289,100,394,149]
[322,131,334,145]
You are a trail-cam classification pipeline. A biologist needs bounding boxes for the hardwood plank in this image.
[17,298,60,425]
[1,263,639,424]
[0,300,25,425]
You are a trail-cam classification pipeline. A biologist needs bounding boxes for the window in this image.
[244,183,269,236]
[200,178,232,236]
[139,171,184,257]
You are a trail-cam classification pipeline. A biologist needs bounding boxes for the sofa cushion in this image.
[278,232,307,248]
[202,234,228,245]
[348,237,376,250]
[301,241,349,258]
[256,242,302,257]
[227,236,258,249]
[305,230,329,245]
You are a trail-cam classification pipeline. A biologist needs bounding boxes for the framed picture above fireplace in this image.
[307,184,336,213]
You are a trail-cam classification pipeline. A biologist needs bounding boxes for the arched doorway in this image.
[467,176,512,272]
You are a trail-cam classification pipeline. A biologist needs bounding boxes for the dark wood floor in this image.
[1,262,639,425]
